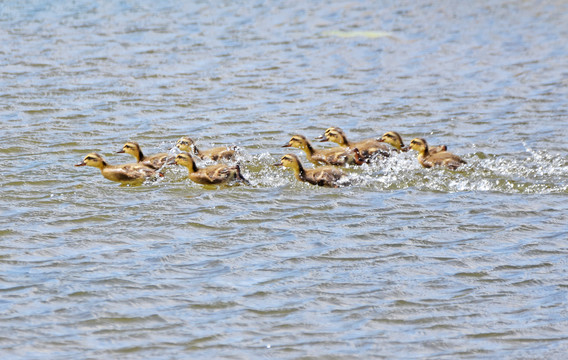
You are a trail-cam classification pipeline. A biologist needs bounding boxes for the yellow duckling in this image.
[274,153,348,188]
[378,131,447,153]
[317,127,390,159]
[172,152,249,185]
[283,134,364,166]
[117,141,170,170]
[75,153,160,185]
[408,138,466,170]
[176,136,236,161]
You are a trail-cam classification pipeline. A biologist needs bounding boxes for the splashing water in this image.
[209,149,568,194]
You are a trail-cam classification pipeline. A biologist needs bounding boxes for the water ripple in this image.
[2,0,568,359]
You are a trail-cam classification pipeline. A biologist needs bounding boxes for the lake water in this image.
[1,1,568,358]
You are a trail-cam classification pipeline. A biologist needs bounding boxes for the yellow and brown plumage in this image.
[317,127,390,159]
[75,153,159,185]
[116,141,170,170]
[283,134,364,166]
[274,153,348,187]
[408,138,466,170]
[172,152,249,185]
[176,136,236,161]
[378,131,447,153]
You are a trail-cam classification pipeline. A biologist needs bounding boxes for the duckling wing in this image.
[192,164,232,184]
[142,153,170,169]
[428,152,466,169]
[124,164,157,177]
[308,152,332,166]
[201,147,236,161]
[443,155,467,170]
[429,145,448,154]
[307,167,345,187]
[103,164,155,183]
[322,149,350,166]
[353,139,390,158]
[318,148,356,166]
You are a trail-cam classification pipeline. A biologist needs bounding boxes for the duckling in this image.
[176,136,236,161]
[317,127,390,159]
[117,141,170,170]
[408,138,466,170]
[172,152,249,185]
[75,153,159,185]
[283,134,364,166]
[274,153,348,188]
[378,131,447,153]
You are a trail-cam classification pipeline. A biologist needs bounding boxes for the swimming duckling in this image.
[317,127,390,159]
[117,141,170,170]
[408,138,466,170]
[274,153,348,188]
[176,136,236,161]
[283,134,364,166]
[378,131,447,153]
[172,152,249,185]
[75,153,159,185]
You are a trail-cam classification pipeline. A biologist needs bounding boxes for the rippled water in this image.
[2,1,568,358]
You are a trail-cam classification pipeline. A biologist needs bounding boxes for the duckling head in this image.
[176,136,195,152]
[283,135,311,150]
[320,127,347,145]
[117,141,142,159]
[75,153,107,169]
[378,131,404,149]
[174,152,198,172]
[274,153,302,171]
[409,138,429,154]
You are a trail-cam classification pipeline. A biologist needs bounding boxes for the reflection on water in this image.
[1,0,568,358]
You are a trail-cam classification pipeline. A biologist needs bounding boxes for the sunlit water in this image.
[1,1,568,358]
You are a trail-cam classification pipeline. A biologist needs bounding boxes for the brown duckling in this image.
[317,127,390,159]
[117,141,170,170]
[274,153,348,187]
[75,153,160,186]
[378,131,447,153]
[283,134,364,166]
[172,152,249,185]
[408,138,466,170]
[176,136,236,161]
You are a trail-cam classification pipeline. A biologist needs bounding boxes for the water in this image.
[1,0,568,358]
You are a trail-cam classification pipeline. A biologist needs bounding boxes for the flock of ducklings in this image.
[75,127,466,187]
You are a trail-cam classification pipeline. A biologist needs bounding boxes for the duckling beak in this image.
[273,162,283,166]
[282,143,291,148]
[166,157,178,165]
[75,161,86,167]
[116,149,125,153]
[315,134,328,142]
[377,137,385,142]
